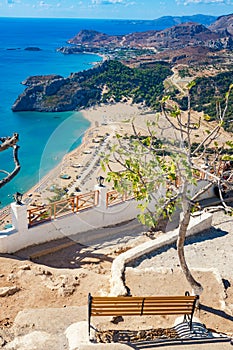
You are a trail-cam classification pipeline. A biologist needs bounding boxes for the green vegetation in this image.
[85,60,172,108]
[178,68,191,78]
[17,58,233,133]
[176,71,233,132]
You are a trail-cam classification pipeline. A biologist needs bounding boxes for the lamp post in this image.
[13,192,23,205]
[96,176,105,187]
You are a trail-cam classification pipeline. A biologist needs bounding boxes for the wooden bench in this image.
[88,292,199,339]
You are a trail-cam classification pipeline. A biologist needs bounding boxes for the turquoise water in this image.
[0,19,101,206]
[0,17,161,207]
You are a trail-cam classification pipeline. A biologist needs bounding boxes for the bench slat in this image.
[91,311,193,316]
[91,308,194,315]
[91,303,195,308]
[92,296,196,301]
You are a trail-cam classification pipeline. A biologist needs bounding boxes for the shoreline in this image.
[1,100,231,229]
[0,102,152,228]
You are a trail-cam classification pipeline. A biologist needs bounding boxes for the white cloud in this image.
[38,0,51,8]
[103,0,124,3]
[125,1,135,5]
[177,0,232,4]
[91,0,129,5]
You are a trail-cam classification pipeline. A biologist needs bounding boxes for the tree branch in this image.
[0,133,19,151]
[0,134,20,189]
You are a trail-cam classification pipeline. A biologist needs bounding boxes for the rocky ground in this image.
[0,211,233,349]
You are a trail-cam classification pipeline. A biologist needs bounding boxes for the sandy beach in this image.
[0,102,233,349]
[1,102,152,227]
[31,102,151,199]
[0,100,231,230]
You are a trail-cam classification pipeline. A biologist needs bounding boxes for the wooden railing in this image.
[75,190,99,212]
[106,190,125,207]
[53,197,76,218]
[28,190,99,227]
[28,205,52,227]
[106,190,135,207]
[28,188,135,227]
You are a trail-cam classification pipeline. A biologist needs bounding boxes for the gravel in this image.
[129,211,233,278]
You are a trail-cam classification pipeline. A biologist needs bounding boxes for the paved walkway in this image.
[76,339,233,350]
[132,210,233,279]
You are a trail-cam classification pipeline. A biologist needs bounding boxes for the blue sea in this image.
[0,17,160,208]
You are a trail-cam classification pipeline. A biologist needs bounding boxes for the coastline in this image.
[0,102,152,228]
[1,99,231,229]
[33,102,151,201]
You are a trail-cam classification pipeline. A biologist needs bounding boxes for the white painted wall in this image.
[189,179,216,200]
[0,185,164,253]
[0,181,215,254]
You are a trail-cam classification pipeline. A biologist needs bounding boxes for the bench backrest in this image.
[88,293,198,337]
[90,295,197,316]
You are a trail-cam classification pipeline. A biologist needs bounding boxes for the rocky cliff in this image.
[21,75,63,87]
[12,65,105,112]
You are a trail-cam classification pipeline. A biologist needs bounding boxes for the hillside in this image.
[209,13,233,35]
[186,71,233,132]
[12,14,233,133]
[12,61,172,112]
[68,15,233,51]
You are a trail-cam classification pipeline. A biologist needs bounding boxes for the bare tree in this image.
[0,133,20,189]
[103,83,233,295]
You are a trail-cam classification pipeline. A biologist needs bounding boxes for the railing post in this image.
[11,202,28,233]
[95,184,107,211]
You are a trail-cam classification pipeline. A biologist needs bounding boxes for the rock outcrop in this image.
[12,64,106,112]
[68,29,122,47]
[12,77,101,112]
[22,74,63,86]
[209,13,233,36]
[24,47,42,51]
[0,286,20,297]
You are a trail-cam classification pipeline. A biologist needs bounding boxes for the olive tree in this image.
[103,83,233,295]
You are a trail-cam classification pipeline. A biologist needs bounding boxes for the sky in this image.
[0,0,232,19]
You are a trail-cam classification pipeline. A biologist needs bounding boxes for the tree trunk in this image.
[177,186,203,296]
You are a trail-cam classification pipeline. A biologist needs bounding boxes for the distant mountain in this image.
[151,14,217,30]
[209,13,233,35]
[67,29,122,47]
[122,22,220,49]
[68,20,233,51]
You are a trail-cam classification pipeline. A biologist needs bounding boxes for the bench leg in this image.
[88,293,92,340]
